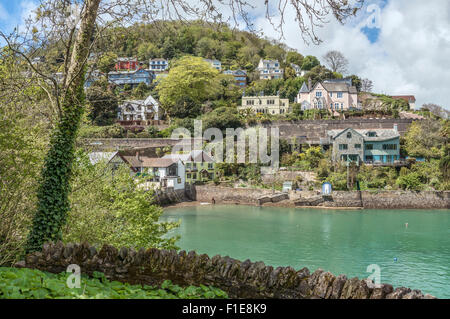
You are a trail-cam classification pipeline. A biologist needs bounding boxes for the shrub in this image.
[78,124,125,138]
[396,172,423,190]
[65,154,180,250]
[0,268,228,299]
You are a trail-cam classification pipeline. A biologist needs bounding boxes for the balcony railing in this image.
[364,160,408,167]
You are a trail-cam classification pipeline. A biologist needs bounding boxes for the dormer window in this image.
[367,132,377,137]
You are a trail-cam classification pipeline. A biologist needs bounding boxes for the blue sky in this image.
[0,0,37,33]
[0,0,449,109]
[0,0,387,43]
[360,0,388,43]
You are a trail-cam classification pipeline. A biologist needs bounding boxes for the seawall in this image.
[17,242,435,299]
[326,191,450,209]
[193,185,450,209]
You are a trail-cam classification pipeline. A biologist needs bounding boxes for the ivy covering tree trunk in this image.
[26,0,102,253]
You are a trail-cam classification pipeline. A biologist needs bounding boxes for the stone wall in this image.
[79,138,204,151]
[17,242,435,299]
[194,185,450,209]
[194,185,275,205]
[81,119,416,151]
[264,118,414,144]
[261,170,317,184]
[328,191,450,209]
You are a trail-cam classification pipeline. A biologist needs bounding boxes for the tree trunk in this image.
[26,0,102,253]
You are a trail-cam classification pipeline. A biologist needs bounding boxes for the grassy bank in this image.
[0,267,228,299]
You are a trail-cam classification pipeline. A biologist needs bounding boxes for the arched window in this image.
[347,132,352,138]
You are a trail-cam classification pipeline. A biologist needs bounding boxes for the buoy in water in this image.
[394,257,398,262]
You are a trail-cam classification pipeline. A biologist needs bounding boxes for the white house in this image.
[290,63,307,77]
[120,153,186,190]
[117,94,160,122]
[203,59,222,71]
[257,59,284,80]
[149,58,169,73]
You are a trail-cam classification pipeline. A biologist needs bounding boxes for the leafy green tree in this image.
[156,56,220,118]
[201,106,244,132]
[440,145,450,185]
[301,55,320,71]
[304,65,335,84]
[97,52,117,73]
[284,66,296,79]
[137,42,160,61]
[286,51,304,66]
[396,172,423,190]
[195,37,222,59]
[132,82,151,99]
[403,120,446,159]
[66,154,180,249]
[346,75,362,91]
[264,44,285,62]
[86,81,118,126]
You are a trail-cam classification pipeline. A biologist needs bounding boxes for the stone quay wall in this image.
[194,185,450,209]
[328,191,450,209]
[194,185,275,205]
[17,242,435,299]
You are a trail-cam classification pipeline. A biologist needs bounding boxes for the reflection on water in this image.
[161,205,450,298]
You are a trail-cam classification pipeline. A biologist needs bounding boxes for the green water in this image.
[161,205,450,298]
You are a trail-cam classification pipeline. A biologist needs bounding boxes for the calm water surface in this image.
[161,205,450,298]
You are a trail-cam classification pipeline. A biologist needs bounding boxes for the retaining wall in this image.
[264,118,414,143]
[328,191,450,209]
[17,242,435,299]
[195,185,275,205]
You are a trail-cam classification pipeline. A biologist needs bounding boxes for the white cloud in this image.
[251,0,450,109]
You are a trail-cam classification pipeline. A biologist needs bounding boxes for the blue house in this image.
[223,69,247,87]
[108,69,153,88]
[328,127,401,166]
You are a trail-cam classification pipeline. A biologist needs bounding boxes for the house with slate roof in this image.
[163,150,216,183]
[117,94,161,123]
[120,152,185,190]
[327,126,402,166]
[257,59,284,80]
[296,79,359,111]
[108,68,153,88]
[149,58,169,73]
[223,69,247,88]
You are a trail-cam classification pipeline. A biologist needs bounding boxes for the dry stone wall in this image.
[17,242,435,299]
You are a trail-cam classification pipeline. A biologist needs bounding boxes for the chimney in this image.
[308,77,312,91]
[393,124,398,132]
[136,151,140,162]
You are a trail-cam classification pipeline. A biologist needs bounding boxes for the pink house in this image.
[296,79,359,111]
